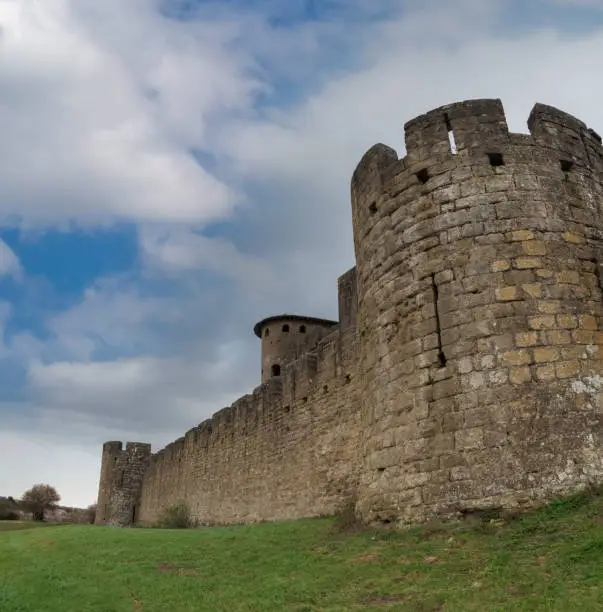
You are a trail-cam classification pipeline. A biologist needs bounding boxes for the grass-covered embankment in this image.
[1,489,602,611]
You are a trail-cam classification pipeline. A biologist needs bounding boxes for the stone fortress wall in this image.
[96,98,603,527]
[96,268,362,526]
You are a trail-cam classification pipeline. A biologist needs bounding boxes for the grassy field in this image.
[1,490,602,612]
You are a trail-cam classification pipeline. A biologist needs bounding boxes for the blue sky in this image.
[2,0,603,507]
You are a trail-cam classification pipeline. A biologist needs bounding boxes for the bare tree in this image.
[21,484,60,521]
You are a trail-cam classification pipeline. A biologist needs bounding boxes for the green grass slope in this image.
[1,489,602,611]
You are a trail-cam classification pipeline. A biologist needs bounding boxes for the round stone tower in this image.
[254,314,338,383]
[351,98,603,524]
[95,441,152,526]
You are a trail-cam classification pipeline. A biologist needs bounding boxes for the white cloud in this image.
[45,278,182,361]
[0,238,22,279]
[139,225,277,293]
[0,301,12,357]
[26,349,255,435]
[0,0,264,227]
[222,28,603,183]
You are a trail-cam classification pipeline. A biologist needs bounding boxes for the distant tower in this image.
[95,441,152,526]
[254,314,338,383]
[351,98,603,524]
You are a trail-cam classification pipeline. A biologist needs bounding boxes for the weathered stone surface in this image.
[96,97,603,528]
[353,97,603,524]
[95,442,151,526]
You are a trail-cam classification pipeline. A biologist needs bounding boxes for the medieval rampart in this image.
[96,98,603,527]
[96,267,361,526]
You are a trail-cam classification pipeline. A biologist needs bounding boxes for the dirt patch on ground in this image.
[362,594,409,606]
[350,549,381,564]
[156,563,199,576]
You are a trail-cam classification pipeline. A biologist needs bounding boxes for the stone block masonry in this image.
[136,322,361,525]
[96,98,603,527]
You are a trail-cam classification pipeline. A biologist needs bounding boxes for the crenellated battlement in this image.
[351,99,603,297]
[97,96,603,529]
[102,441,123,453]
[404,98,510,163]
[352,99,603,202]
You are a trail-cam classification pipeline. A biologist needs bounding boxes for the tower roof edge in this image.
[253,314,338,338]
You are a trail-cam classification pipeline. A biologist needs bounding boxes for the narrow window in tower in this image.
[369,201,378,215]
[271,364,281,377]
[299,325,306,333]
[416,168,430,184]
[282,324,290,332]
[487,152,505,167]
[560,159,574,173]
[118,470,125,487]
[431,274,447,368]
[264,328,270,337]
[444,112,457,154]
[593,258,603,292]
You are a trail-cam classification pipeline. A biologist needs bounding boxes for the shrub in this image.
[157,502,197,529]
[0,509,19,521]
[0,498,21,521]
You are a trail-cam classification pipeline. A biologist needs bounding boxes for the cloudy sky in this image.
[2,0,603,508]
